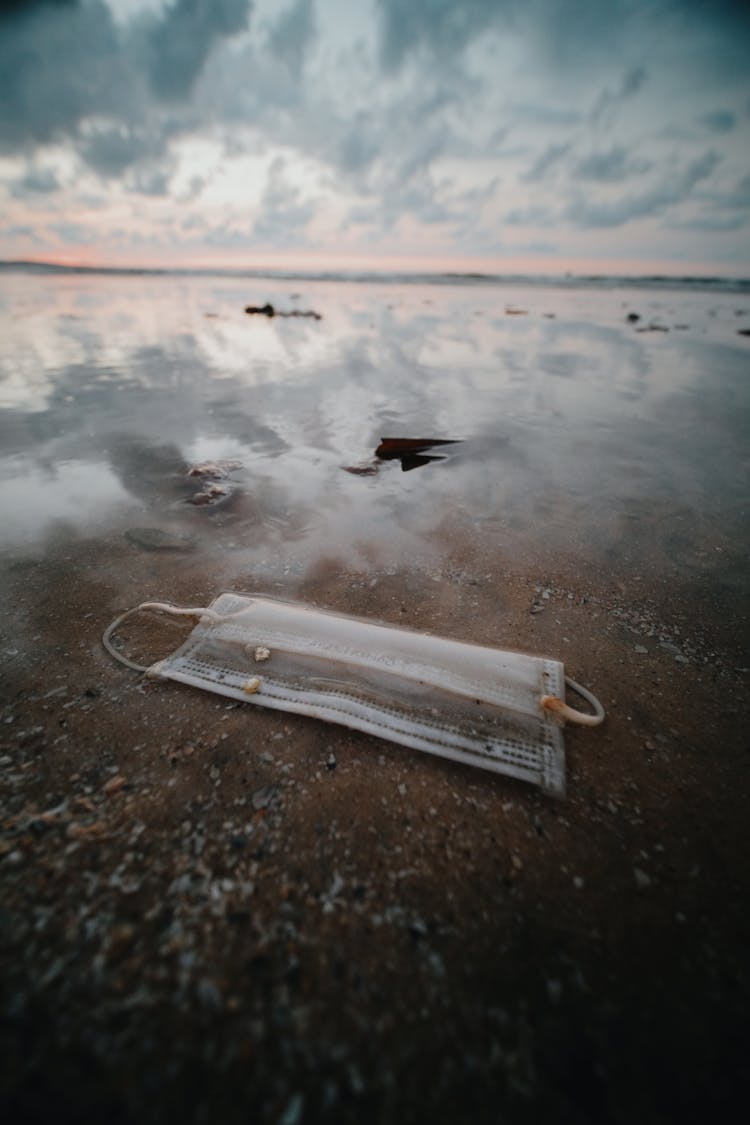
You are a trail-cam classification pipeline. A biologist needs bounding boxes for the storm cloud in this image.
[0,0,251,150]
[0,0,123,148]
[0,0,748,270]
[566,150,722,228]
[146,0,251,101]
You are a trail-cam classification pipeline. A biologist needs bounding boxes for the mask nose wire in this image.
[541,676,605,726]
[102,601,226,673]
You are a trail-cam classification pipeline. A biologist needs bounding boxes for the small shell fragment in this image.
[242,676,262,695]
[253,646,271,663]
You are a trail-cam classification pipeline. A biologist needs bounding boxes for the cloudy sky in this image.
[1,0,749,274]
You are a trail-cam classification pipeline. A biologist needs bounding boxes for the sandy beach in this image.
[1,269,748,1123]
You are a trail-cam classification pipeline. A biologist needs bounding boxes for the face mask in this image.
[103,593,604,797]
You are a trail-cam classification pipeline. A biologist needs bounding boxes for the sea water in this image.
[1,267,747,591]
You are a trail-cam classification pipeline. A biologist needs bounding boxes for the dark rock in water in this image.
[189,483,230,507]
[738,329,750,337]
[125,528,194,552]
[184,461,241,508]
[245,303,275,317]
[626,312,641,322]
[244,303,322,320]
[186,460,242,480]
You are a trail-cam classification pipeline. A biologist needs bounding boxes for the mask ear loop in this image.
[102,601,225,673]
[541,677,605,726]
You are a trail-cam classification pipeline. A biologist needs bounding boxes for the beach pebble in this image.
[634,867,652,889]
[278,1094,304,1125]
[251,785,279,811]
[547,978,563,1003]
[634,644,648,654]
[125,527,194,552]
[196,978,223,1011]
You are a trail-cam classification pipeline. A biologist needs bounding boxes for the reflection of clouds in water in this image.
[199,314,343,382]
[0,361,58,413]
[1,273,749,574]
[0,459,131,540]
[105,437,187,508]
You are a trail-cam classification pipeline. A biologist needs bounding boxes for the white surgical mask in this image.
[103,593,604,797]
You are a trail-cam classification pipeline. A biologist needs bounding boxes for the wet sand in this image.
[1,272,749,1122]
[2,530,748,1124]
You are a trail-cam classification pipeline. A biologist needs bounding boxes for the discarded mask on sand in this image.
[103,593,604,797]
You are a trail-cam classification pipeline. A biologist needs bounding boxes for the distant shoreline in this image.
[1,258,749,295]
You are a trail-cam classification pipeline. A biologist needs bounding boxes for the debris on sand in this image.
[342,464,379,476]
[344,437,462,476]
[375,437,462,472]
[375,438,461,457]
[244,303,322,320]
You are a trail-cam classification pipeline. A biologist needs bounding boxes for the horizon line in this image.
[2,257,749,286]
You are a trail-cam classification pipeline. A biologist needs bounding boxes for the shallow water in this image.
[0,271,748,610]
